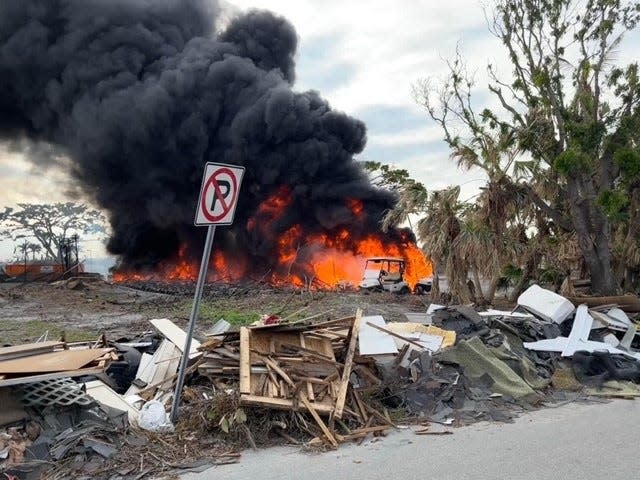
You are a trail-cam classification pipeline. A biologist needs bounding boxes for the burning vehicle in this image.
[359,257,432,294]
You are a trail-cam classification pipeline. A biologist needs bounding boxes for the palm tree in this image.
[28,243,42,261]
[416,186,476,303]
[381,179,429,233]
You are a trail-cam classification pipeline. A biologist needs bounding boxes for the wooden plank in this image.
[239,327,251,394]
[125,340,178,397]
[0,341,64,361]
[240,394,335,414]
[137,360,201,396]
[334,308,362,419]
[354,365,382,386]
[0,348,113,374]
[305,316,356,329]
[265,364,280,391]
[290,375,329,385]
[299,394,338,448]
[262,357,295,387]
[149,318,201,359]
[335,425,390,442]
[276,344,338,364]
[162,343,182,393]
[352,390,369,422]
[136,353,155,383]
[299,335,315,401]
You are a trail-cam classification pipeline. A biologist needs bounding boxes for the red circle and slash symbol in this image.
[201,167,238,222]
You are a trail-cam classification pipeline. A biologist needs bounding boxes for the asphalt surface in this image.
[184,398,640,480]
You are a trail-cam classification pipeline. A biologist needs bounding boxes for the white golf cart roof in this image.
[365,257,405,262]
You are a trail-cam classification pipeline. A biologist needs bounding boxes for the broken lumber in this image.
[334,308,362,419]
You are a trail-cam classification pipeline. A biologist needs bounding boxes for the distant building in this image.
[2,259,85,281]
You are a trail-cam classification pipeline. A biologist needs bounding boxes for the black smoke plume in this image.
[0,0,400,273]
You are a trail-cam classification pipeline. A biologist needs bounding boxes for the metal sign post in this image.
[171,162,245,423]
[170,224,215,423]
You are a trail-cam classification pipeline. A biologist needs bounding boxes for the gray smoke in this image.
[0,0,400,274]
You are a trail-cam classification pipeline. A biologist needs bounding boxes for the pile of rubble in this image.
[391,284,640,425]
[1,283,639,479]
[199,311,393,447]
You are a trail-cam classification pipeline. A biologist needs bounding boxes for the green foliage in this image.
[215,408,247,433]
[361,161,415,190]
[194,302,259,325]
[565,120,606,156]
[615,147,640,179]
[208,308,258,325]
[497,263,523,289]
[362,160,429,232]
[414,0,640,294]
[553,149,593,175]
[537,264,566,286]
[598,189,630,221]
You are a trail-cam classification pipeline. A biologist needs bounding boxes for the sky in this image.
[1,0,638,267]
[226,0,497,195]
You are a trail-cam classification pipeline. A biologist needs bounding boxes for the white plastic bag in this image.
[138,400,174,432]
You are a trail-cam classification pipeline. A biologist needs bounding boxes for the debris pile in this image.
[1,283,639,478]
[199,311,394,448]
[0,324,235,479]
[0,341,127,479]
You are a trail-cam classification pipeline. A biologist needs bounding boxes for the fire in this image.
[114,187,433,290]
[347,198,364,217]
[306,231,431,289]
[247,185,291,233]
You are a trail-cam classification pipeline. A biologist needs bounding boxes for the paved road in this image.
[184,399,640,480]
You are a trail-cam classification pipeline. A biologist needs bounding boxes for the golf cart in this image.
[414,276,433,295]
[359,257,412,294]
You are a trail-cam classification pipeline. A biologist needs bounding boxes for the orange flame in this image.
[347,198,364,217]
[114,189,432,290]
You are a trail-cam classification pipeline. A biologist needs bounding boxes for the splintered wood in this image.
[198,308,392,447]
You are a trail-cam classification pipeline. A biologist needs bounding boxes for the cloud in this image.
[224,0,500,196]
[0,147,74,206]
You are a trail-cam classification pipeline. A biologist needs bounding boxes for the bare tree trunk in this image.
[471,268,485,303]
[566,177,617,295]
[446,254,473,304]
[508,254,538,303]
[485,275,500,304]
[430,262,441,301]
[454,279,474,304]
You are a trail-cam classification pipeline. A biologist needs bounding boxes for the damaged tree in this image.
[415,0,640,294]
[0,203,105,260]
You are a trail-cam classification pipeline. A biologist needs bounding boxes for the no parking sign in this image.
[174,161,245,423]
[194,162,245,225]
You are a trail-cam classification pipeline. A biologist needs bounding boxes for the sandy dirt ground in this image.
[0,280,434,345]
